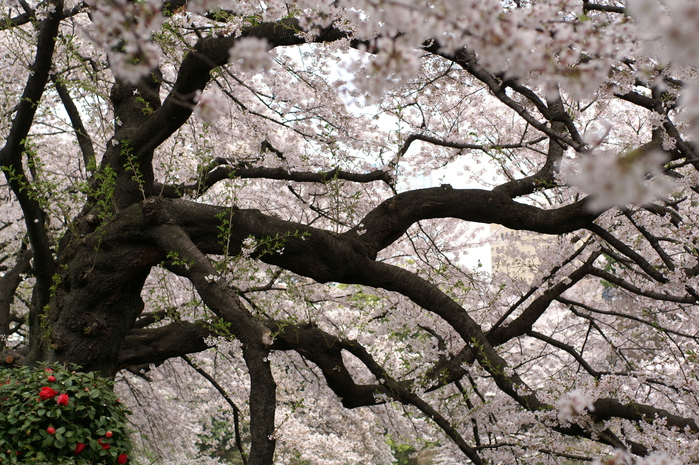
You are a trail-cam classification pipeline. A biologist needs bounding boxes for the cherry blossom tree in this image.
[1,0,699,463]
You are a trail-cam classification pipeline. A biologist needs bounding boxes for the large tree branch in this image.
[269,320,484,463]
[592,398,699,433]
[586,268,695,303]
[269,321,383,409]
[0,0,62,341]
[149,222,276,465]
[154,160,392,198]
[131,19,348,158]
[51,74,96,172]
[588,223,669,283]
[119,320,212,368]
[348,187,598,257]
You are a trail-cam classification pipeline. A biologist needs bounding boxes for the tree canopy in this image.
[1,0,699,463]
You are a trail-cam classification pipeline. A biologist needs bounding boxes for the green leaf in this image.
[41,435,54,448]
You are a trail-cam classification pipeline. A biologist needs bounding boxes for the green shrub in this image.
[0,364,132,464]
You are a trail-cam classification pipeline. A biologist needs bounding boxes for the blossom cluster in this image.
[228,37,274,73]
[593,448,682,465]
[561,150,674,213]
[556,389,594,423]
[193,90,229,124]
[84,0,163,84]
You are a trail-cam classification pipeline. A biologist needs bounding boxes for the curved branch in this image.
[119,320,212,368]
[430,46,582,151]
[396,133,547,160]
[339,338,484,465]
[349,187,598,256]
[582,1,626,14]
[155,161,392,198]
[586,268,694,303]
[149,223,277,465]
[557,296,699,339]
[51,74,96,172]
[0,0,62,337]
[592,398,699,433]
[588,223,669,283]
[131,18,348,157]
[487,251,599,345]
[527,330,601,378]
[269,321,383,409]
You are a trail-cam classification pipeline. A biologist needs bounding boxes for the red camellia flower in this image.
[45,368,53,372]
[46,427,56,435]
[56,393,69,406]
[117,454,128,464]
[97,438,110,450]
[105,431,113,438]
[74,443,86,454]
[47,375,56,382]
[39,386,58,400]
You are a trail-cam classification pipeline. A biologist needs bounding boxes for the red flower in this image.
[56,393,69,406]
[45,368,53,372]
[39,387,58,400]
[105,431,113,438]
[117,454,128,464]
[46,427,56,435]
[98,438,110,450]
[47,375,56,382]
[74,443,85,454]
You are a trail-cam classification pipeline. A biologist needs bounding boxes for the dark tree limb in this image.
[51,73,96,172]
[119,320,212,368]
[154,161,393,198]
[0,0,63,354]
[527,330,602,378]
[582,1,626,14]
[150,223,277,465]
[348,187,598,257]
[592,398,699,433]
[588,223,669,283]
[268,321,383,409]
[487,251,599,345]
[586,268,694,303]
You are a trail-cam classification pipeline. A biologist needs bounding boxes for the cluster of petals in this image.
[228,37,274,73]
[561,150,674,212]
[38,386,70,405]
[85,0,163,84]
[193,90,229,124]
[556,389,594,423]
[38,386,59,400]
[593,449,681,465]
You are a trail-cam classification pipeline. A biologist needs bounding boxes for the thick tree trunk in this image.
[27,218,161,377]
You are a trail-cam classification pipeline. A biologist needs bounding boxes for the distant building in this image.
[489,224,542,283]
